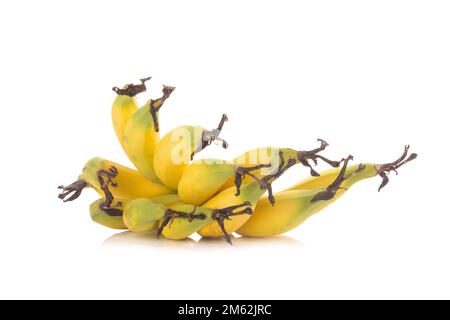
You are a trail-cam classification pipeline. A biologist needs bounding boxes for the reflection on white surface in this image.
[101,230,303,249]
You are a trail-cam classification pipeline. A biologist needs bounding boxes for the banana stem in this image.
[112,77,151,97]
[310,155,359,202]
[234,163,273,197]
[157,207,207,239]
[191,114,229,160]
[149,85,176,132]
[211,202,253,245]
[234,151,297,206]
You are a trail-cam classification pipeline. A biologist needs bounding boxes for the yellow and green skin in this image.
[196,140,342,239]
[111,77,151,152]
[58,157,175,203]
[122,197,251,244]
[237,160,370,237]
[237,146,418,237]
[89,194,182,231]
[177,159,237,205]
[159,202,252,244]
[196,151,299,239]
[122,195,183,232]
[218,139,340,192]
[90,198,128,230]
[177,139,340,207]
[153,114,229,190]
[177,158,274,206]
[123,85,175,182]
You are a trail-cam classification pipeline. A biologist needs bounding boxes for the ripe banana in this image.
[237,146,417,237]
[178,139,340,206]
[159,202,252,244]
[123,193,183,232]
[218,139,341,192]
[123,85,175,182]
[90,198,128,230]
[58,157,174,203]
[197,150,301,239]
[177,158,273,206]
[111,77,151,151]
[90,194,181,230]
[123,197,252,244]
[153,114,229,190]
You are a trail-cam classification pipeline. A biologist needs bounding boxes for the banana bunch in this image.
[59,76,417,245]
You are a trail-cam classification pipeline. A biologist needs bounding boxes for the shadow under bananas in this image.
[101,231,303,249]
[101,231,197,249]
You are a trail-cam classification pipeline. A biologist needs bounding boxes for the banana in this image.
[153,114,229,190]
[111,77,151,151]
[122,194,182,232]
[123,85,175,182]
[89,198,128,230]
[159,202,252,244]
[58,157,175,203]
[90,194,181,231]
[237,146,417,237]
[177,158,273,206]
[178,139,340,206]
[218,139,341,192]
[122,197,252,244]
[196,150,301,239]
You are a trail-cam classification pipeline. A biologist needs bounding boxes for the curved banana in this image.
[123,199,167,233]
[178,139,340,206]
[111,77,151,151]
[123,85,175,182]
[178,158,273,206]
[58,157,175,203]
[197,150,300,239]
[218,139,341,192]
[90,194,181,231]
[90,198,128,230]
[237,146,417,237]
[178,159,235,205]
[153,114,229,190]
[122,197,252,244]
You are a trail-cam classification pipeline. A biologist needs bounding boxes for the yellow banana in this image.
[111,77,151,151]
[122,197,252,244]
[218,139,340,192]
[178,158,273,206]
[89,198,128,230]
[122,194,182,232]
[58,157,174,203]
[90,194,181,231]
[159,202,252,244]
[237,146,417,237]
[178,139,340,206]
[153,114,229,190]
[123,85,175,182]
[197,150,301,239]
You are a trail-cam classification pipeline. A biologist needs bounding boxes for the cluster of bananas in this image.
[59,77,417,244]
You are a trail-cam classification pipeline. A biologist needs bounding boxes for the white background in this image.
[0,0,449,299]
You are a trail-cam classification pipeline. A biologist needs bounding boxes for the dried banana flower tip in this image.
[376,145,418,192]
[57,180,88,202]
